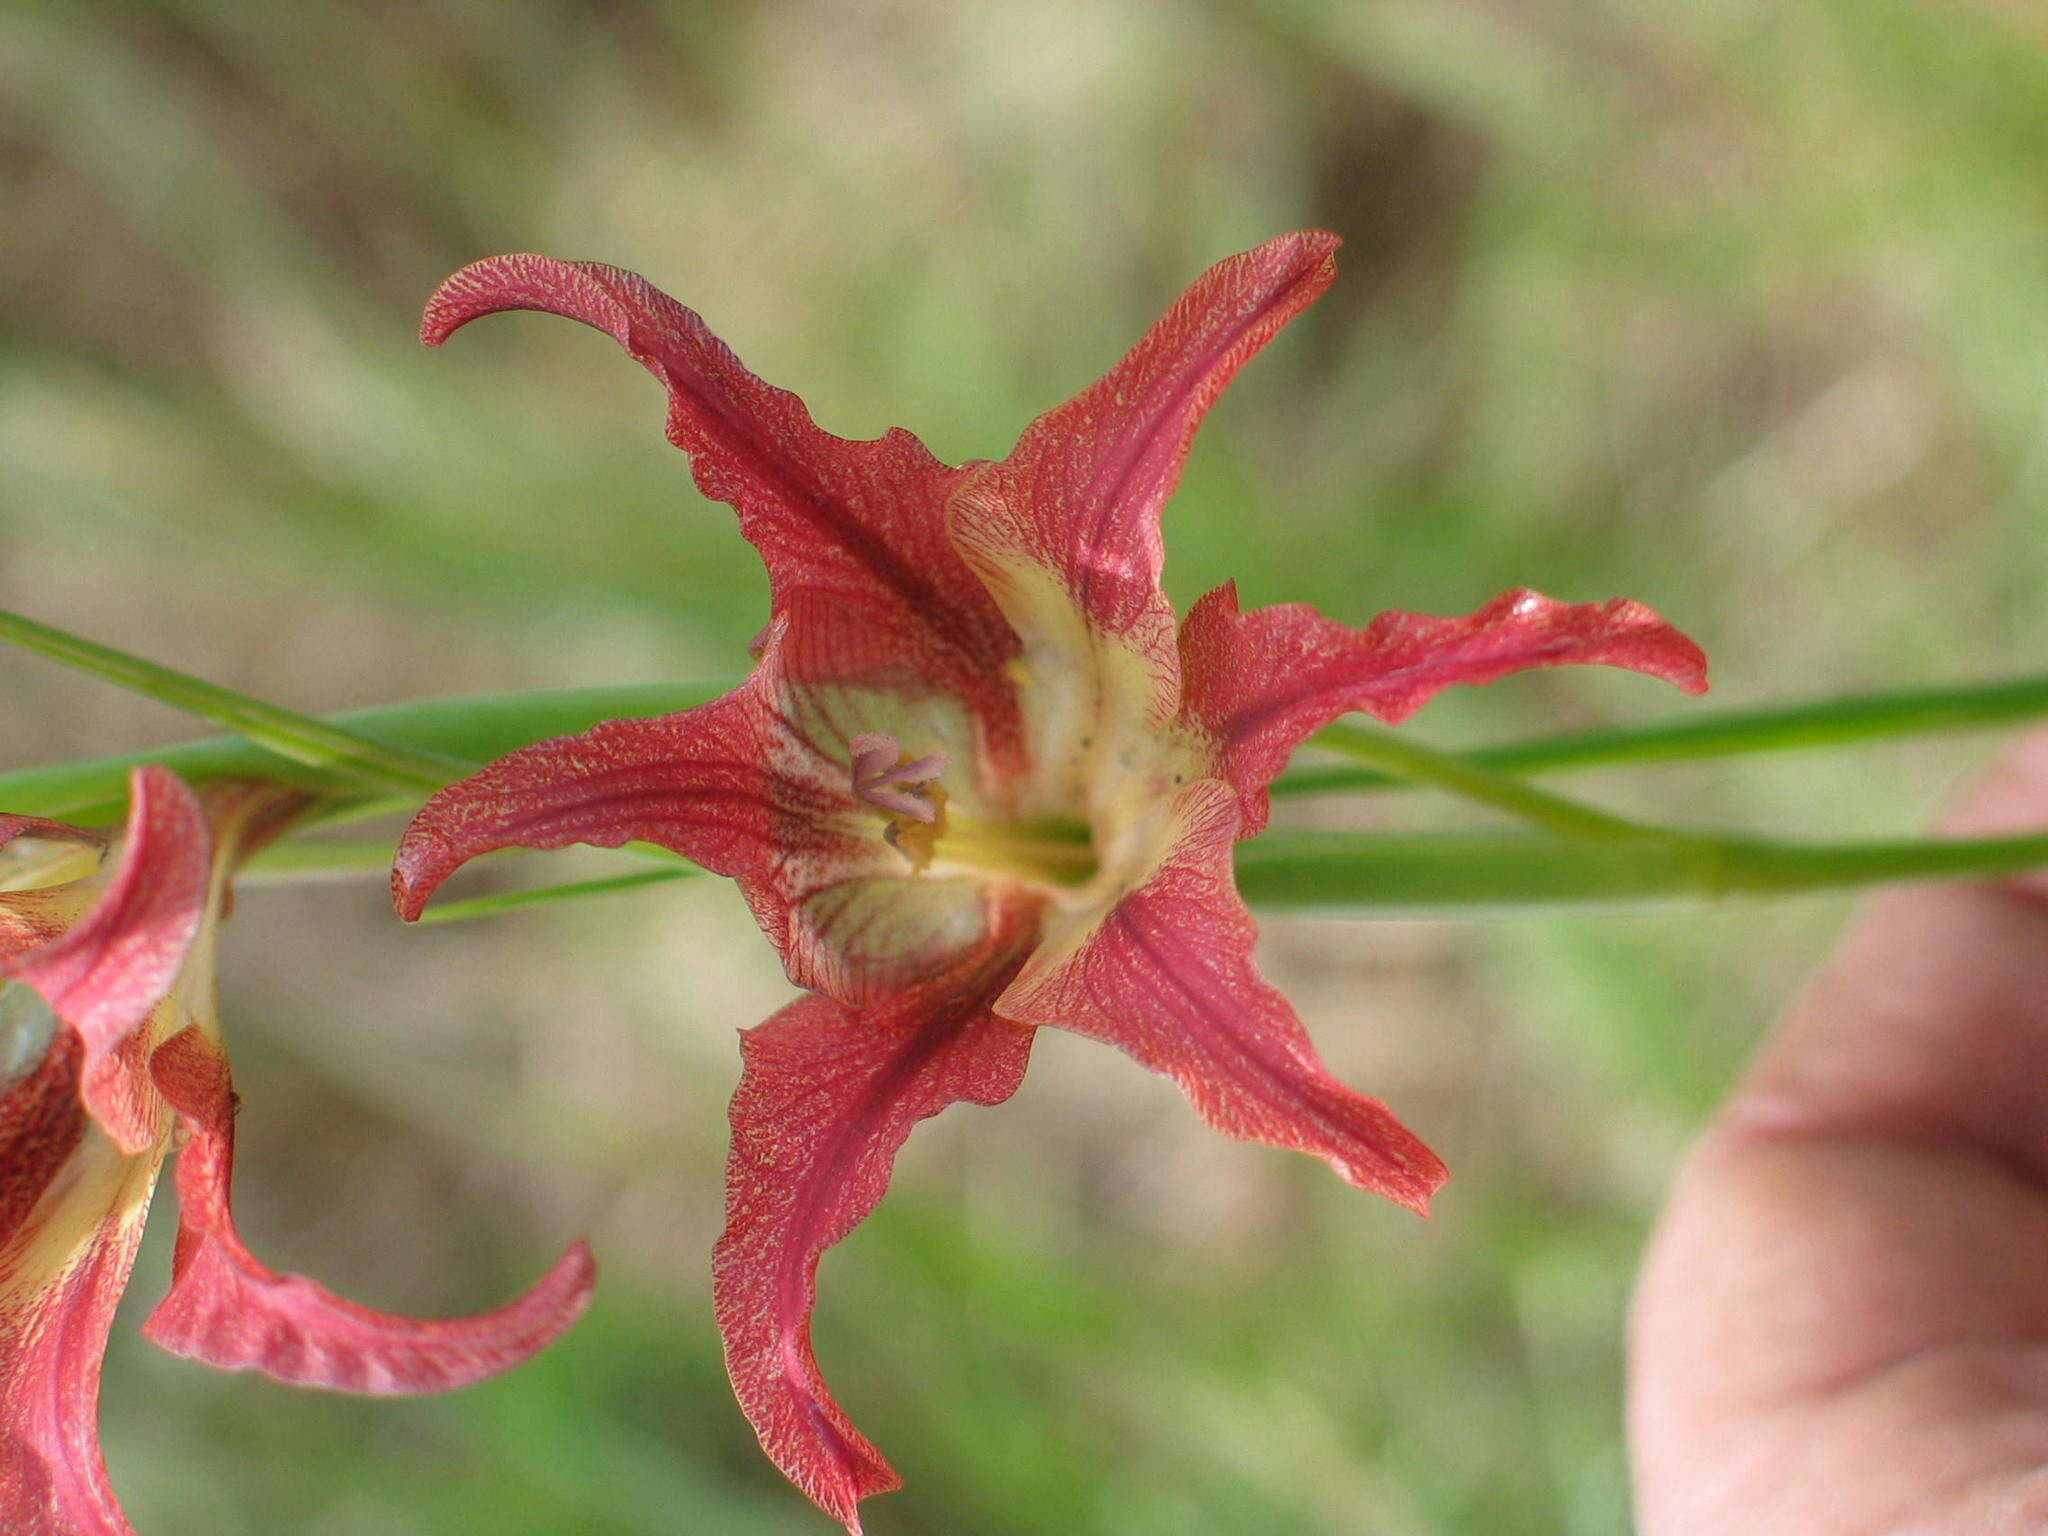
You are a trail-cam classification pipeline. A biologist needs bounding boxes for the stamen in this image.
[848,733,948,824]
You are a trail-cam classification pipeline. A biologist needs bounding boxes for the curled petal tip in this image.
[420,253,632,352]
[1283,227,1342,267]
[1564,592,1708,695]
[143,1027,595,1393]
[419,254,541,347]
[388,836,447,923]
[142,1235,598,1395]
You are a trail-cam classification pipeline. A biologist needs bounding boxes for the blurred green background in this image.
[5,1,2048,1531]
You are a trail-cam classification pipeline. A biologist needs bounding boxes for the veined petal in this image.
[422,254,1022,759]
[949,233,1340,713]
[2,769,210,1155]
[1000,782,1446,1212]
[392,675,804,913]
[714,898,1038,1534]
[394,651,989,1001]
[138,1027,593,1393]
[0,1033,162,1536]
[1178,583,1709,833]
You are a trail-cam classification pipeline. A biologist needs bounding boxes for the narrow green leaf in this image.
[1233,826,2048,910]
[1301,718,1681,842]
[412,868,698,924]
[251,821,2048,920]
[0,606,467,794]
[1275,672,2048,798]
[0,678,736,823]
[18,663,2048,829]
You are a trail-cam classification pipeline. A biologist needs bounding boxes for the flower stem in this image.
[1306,720,1696,845]
[410,869,699,924]
[10,631,2048,826]
[1278,672,2048,798]
[246,822,2048,919]
[0,677,733,823]
[0,606,468,795]
[1233,826,2048,910]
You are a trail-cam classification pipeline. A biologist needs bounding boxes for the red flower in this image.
[0,768,593,1536]
[394,233,1706,1530]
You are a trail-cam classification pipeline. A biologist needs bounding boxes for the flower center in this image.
[850,732,1095,888]
[848,733,949,824]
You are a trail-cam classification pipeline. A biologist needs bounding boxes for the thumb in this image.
[1630,729,2048,1536]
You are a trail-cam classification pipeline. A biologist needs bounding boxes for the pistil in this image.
[851,732,1096,886]
[935,815,1098,888]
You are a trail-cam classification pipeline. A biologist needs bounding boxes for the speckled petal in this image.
[139,1027,593,1394]
[395,640,986,1001]
[999,782,1446,1212]
[1178,583,1708,833]
[949,233,1340,715]
[0,1032,159,1536]
[2,769,209,1155]
[423,252,1023,765]
[714,896,1038,1534]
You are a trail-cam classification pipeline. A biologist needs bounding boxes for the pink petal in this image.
[3,768,210,1155]
[139,1027,593,1394]
[422,254,1022,764]
[393,679,798,916]
[0,1034,159,1536]
[1178,583,1710,834]
[715,899,1039,1534]
[394,656,984,1001]
[998,783,1446,1212]
[950,233,1340,680]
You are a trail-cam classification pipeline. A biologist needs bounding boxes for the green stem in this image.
[1277,672,2048,798]
[0,680,735,823]
[412,869,699,924]
[1305,720,1688,843]
[1233,826,2048,910]
[257,821,2048,919]
[17,666,2048,826]
[0,606,468,795]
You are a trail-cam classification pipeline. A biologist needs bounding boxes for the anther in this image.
[849,733,948,823]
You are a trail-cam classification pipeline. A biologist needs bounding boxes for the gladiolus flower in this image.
[0,768,593,1536]
[394,233,1707,1530]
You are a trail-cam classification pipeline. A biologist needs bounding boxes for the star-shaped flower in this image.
[0,767,593,1536]
[393,233,1706,1530]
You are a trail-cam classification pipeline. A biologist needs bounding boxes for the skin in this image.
[1631,730,2048,1534]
